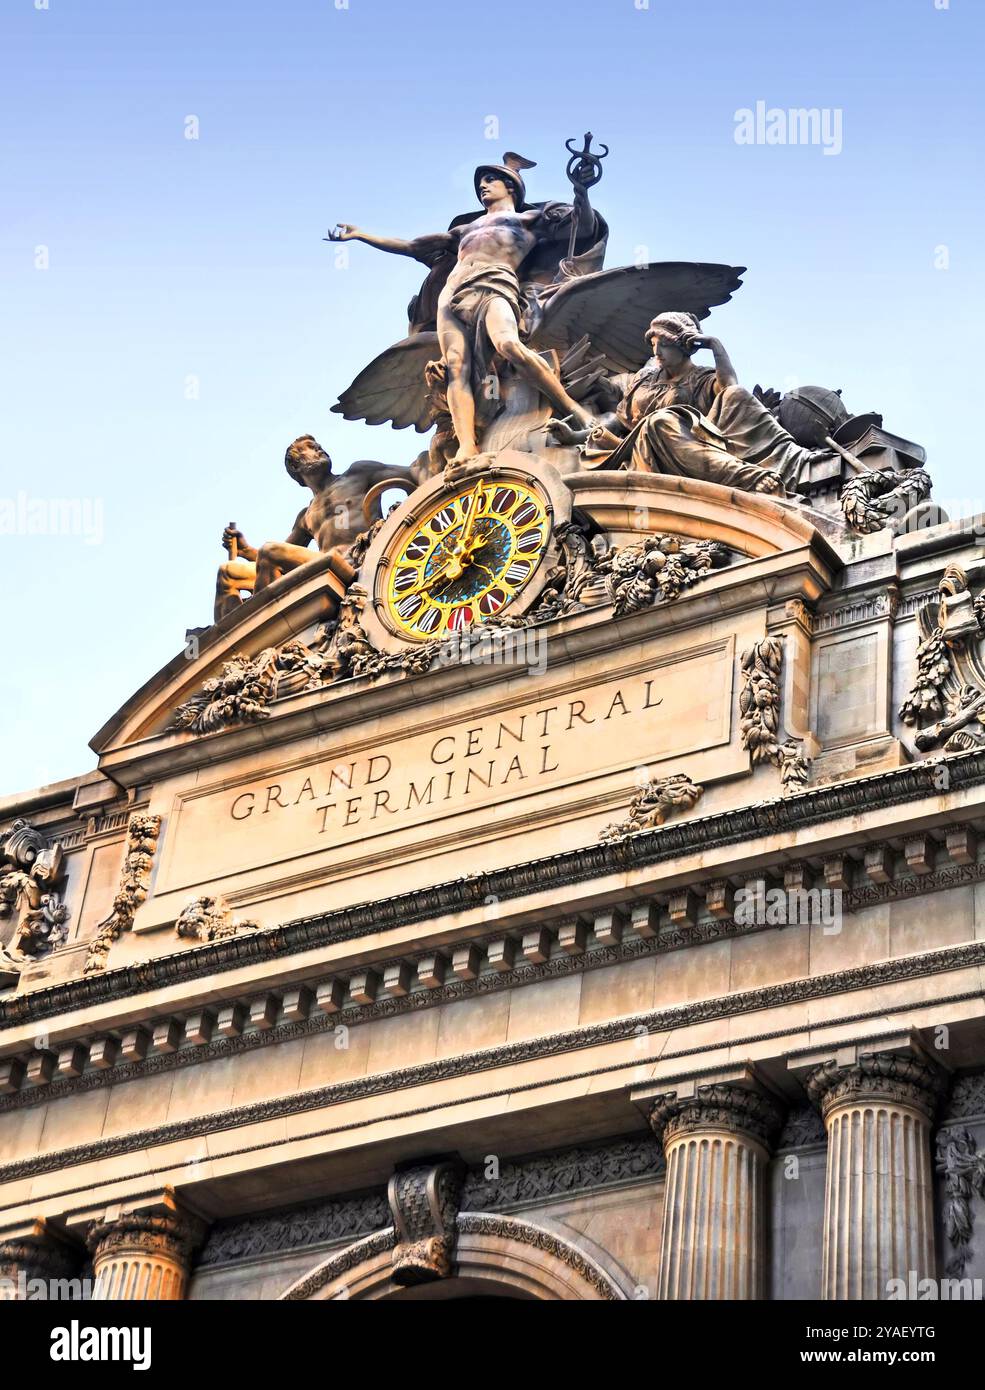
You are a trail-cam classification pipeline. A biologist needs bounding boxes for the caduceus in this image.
[564,132,609,261]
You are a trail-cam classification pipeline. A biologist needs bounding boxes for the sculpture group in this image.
[192,134,933,729]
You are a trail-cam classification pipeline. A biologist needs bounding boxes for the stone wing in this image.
[530,262,746,372]
[331,333,439,431]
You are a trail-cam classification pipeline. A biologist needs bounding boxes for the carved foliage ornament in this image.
[599,772,703,841]
[647,1083,783,1152]
[83,814,161,975]
[804,1053,947,1123]
[170,523,734,736]
[87,1210,204,1267]
[899,564,985,753]
[739,637,810,793]
[0,818,70,971]
[174,893,257,943]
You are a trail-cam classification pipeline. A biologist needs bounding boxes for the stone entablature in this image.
[2,779,984,1108]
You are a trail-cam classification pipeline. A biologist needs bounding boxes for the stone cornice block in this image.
[151,1019,181,1054]
[487,938,516,972]
[281,987,312,1023]
[183,1010,214,1046]
[88,1037,118,1070]
[946,826,978,866]
[557,921,587,956]
[55,1043,87,1079]
[315,979,344,1014]
[416,954,445,989]
[382,962,412,998]
[216,1003,246,1037]
[592,908,625,945]
[630,902,659,939]
[521,928,551,963]
[451,944,480,980]
[348,970,378,1006]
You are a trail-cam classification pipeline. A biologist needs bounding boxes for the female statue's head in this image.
[644,312,701,369]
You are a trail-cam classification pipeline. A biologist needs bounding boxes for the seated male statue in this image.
[549,311,827,493]
[214,435,415,623]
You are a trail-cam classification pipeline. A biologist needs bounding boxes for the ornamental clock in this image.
[359,453,572,652]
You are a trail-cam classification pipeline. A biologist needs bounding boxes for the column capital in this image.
[85,1209,205,1268]
[804,1052,948,1124]
[68,1189,207,1300]
[0,1219,82,1288]
[648,1082,784,1152]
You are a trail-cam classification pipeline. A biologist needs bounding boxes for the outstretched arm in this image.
[326,223,454,261]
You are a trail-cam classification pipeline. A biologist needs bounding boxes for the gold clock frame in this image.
[357,451,574,654]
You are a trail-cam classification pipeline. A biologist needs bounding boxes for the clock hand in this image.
[400,559,455,599]
[457,481,485,554]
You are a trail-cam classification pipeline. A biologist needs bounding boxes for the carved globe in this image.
[778,386,850,447]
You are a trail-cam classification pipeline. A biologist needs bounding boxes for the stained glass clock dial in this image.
[382,477,552,642]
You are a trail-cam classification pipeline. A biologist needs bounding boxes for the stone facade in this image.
[4,482,985,1301]
[3,139,983,1303]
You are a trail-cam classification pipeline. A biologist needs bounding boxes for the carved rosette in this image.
[648,1084,782,1301]
[805,1054,946,1300]
[83,813,161,974]
[88,1209,204,1301]
[387,1160,463,1286]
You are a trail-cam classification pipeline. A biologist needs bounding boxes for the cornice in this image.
[3,936,985,1188]
[5,840,985,1112]
[2,752,980,1031]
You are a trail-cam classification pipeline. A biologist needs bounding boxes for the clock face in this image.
[382,478,552,641]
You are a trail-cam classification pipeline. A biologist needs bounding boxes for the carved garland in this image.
[169,529,734,736]
[83,814,162,974]
[739,637,810,792]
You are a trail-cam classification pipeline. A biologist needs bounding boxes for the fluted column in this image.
[87,1204,204,1301]
[648,1083,782,1300]
[0,1222,81,1300]
[806,1053,946,1301]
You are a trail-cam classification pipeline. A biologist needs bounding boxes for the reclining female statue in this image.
[548,311,824,494]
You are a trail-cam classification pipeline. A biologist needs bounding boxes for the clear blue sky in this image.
[1,0,982,796]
